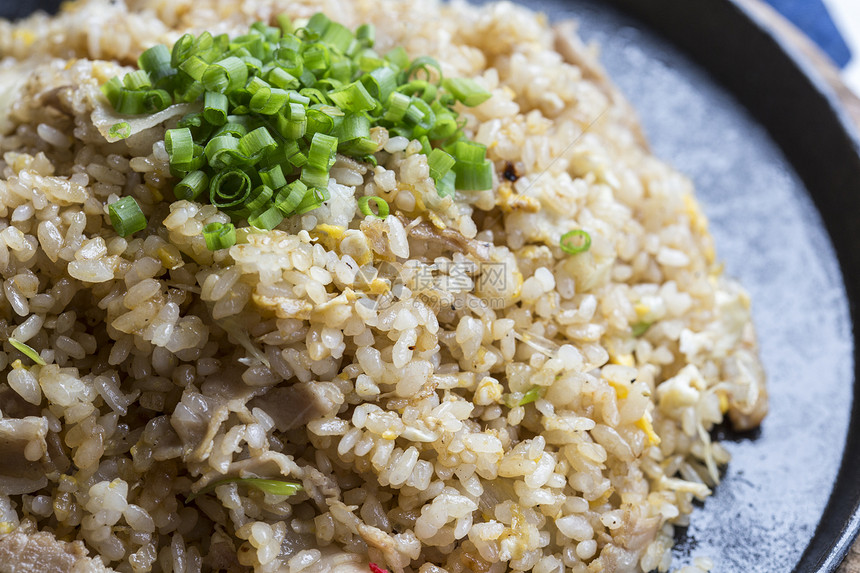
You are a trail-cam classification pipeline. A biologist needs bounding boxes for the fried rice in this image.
[0,1,767,572]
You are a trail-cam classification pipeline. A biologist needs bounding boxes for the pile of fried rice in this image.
[0,1,767,572]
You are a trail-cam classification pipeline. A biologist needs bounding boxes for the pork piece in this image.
[248,381,343,433]
[397,215,492,262]
[302,549,371,573]
[0,531,111,573]
[203,526,249,573]
[0,386,40,419]
[172,367,268,461]
[171,390,227,461]
[0,417,49,495]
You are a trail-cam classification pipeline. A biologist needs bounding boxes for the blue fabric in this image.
[763,0,852,68]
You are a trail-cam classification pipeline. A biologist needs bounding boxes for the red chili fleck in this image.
[369,564,388,573]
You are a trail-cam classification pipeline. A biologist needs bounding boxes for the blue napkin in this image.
[763,0,852,67]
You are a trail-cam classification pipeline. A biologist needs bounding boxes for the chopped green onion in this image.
[239,127,278,160]
[385,46,409,70]
[452,140,487,163]
[406,56,442,83]
[138,44,174,84]
[113,89,147,115]
[428,148,456,183]
[307,132,337,171]
[123,70,151,90]
[518,387,542,406]
[357,196,389,219]
[165,128,194,165]
[322,22,353,53]
[275,180,308,215]
[248,206,285,230]
[328,81,376,113]
[503,386,543,409]
[8,339,46,366]
[108,122,131,140]
[243,184,275,215]
[560,230,592,255]
[109,196,147,237]
[301,167,329,190]
[355,23,375,47]
[384,91,411,122]
[101,14,500,242]
[143,89,172,112]
[361,66,396,102]
[442,77,492,107]
[202,56,248,93]
[260,165,287,190]
[631,322,652,338]
[250,87,289,115]
[276,14,293,34]
[101,76,123,107]
[174,170,210,201]
[210,169,252,210]
[295,186,329,215]
[435,171,456,198]
[202,221,237,250]
[306,13,331,36]
[453,159,493,191]
[203,91,229,125]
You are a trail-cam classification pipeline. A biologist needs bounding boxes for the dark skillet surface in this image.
[3,0,859,571]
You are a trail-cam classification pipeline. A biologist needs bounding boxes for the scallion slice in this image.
[560,229,592,255]
[165,127,194,165]
[174,170,209,201]
[631,322,652,338]
[109,196,147,237]
[248,206,285,230]
[453,159,493,191]
[203,91,229,125]
[202,221,237,250]
[357,196,389,219]
[108,122,131,140]
[428,148,455,183]
[187,477,301,502]
[442,77,492,107]
[202,56,248,93]
[210,169,252,210]
[8,339,46,366]
[518,386,542,406]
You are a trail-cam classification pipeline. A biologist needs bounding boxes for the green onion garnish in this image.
[174,170,209,201]
[202,222,237,251]
[248,206,285,230]
[503,386,543,408]
[518,387,542,406]
[8,339,46,366]
[428,148,456,184]
[560,230,591,255]
[108,122,131,140]
[451,140,494,191]
[187,477,302,502]
[101,13,496,242]
[631,322,652,338]
[442,77,493,107]
[357,196,389,219]
[108,196,147,237]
